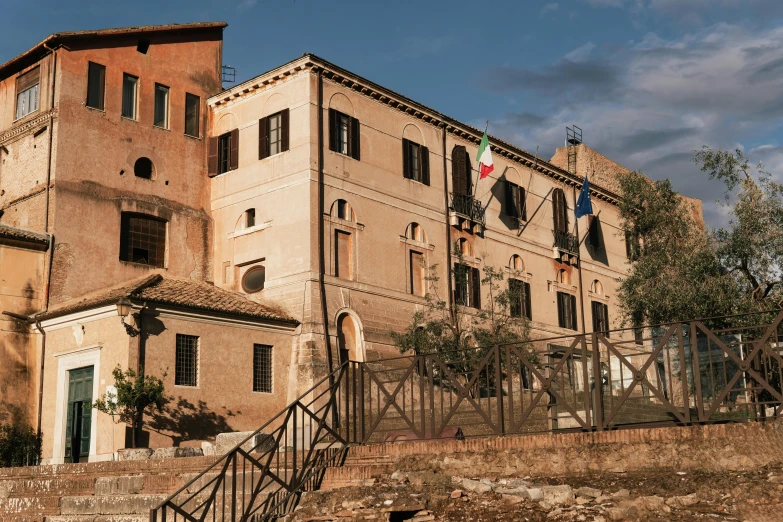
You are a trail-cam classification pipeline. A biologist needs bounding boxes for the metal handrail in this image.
[554,230,579,254]
[450,193,485,225]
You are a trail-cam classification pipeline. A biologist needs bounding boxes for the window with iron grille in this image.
[175,334,199,387]
[119,213,167,267]
[253,344,273,393]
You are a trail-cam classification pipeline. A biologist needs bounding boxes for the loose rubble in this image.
[289,464,783,521]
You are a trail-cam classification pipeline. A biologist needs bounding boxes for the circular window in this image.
[134,157,154,179]
[242,266,266,293]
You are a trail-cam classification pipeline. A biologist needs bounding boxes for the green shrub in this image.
[0,424,42,467]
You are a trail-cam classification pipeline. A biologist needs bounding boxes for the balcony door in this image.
[451,145,473,196]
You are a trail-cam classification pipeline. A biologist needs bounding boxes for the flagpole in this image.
[573,183,587,335]
[472,121,489,200]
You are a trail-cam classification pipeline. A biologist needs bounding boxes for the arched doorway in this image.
[337,313,363,363]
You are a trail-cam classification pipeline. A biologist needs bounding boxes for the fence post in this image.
[494,346,505,435]
[591,332,603,431]
[359,363,366,443]
[690,323,705,422]
[418,356,426,437]
[231,452,237,522]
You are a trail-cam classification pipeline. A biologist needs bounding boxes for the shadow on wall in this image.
[0,327,33,427]
[147,397,237,447]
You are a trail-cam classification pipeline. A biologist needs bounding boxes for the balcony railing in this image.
[450,193,485,225]
[554,230,579,254]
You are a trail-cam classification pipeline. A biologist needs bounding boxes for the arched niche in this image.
[263,92,288,116]
[402,124,425,146]
[214,112,238,136]
[328,92,355,117]
[337,311,364,363]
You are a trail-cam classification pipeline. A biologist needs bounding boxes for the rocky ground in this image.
[288,465,783,522]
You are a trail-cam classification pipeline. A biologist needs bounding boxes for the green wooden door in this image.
[64,366,93,463]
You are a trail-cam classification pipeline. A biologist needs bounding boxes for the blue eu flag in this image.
[575,174,593,219]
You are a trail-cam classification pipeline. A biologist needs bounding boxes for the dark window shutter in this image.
[402,139,411,179]
[328,109,337,152]
[452,146,466,196]
[588,216,600,248]
[505,181,518,218]
[524,281,532,320]
[350,116,360,160]
[519,187,527,221]
[471,267,481,309]
[557,292,566,328]
[280,108,290,153]
[603,304,610,337]
[258,117,269,160]
[592,301,600,332]
[208,137,218,177]
[421,146,430,185]
[17,67,40,92]
[229,128,239,171]
[570,295,578,331]
[553,189,569,233]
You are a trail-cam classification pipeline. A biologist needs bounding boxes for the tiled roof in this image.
[37,274,296,324]
[0,224,50,245]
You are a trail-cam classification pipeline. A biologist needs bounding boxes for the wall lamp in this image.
[117,297,140,337]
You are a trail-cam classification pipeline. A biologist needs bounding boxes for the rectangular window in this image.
[328,109,360,160]
[587,216,601,249]
[592,301,610,336]
[245,208,256,228]
[335,230,353,279]
[268,112,282,156]
[253,344,273,393]
[259,109,289,159]
[185,93,200,137]
[454,263,481,309]
[153,83,169,128]
[557,291,578,331]
[402,139,430,185]
[175,334,199,387]
[86,62,106,110]
[214,130,241,175]
[119,213,167,267]
[509,279,532,320]
[121,74,138,119]
[15,67,40,120]
[410,250,425,296]
[505,182,527,221]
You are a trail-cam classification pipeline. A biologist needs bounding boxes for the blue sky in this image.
[3,0,783,226]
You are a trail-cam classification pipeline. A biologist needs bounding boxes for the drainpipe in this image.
[441,125,453,318]
[34,320,46,438]
[316,67,335,375]
[42,43,57,236]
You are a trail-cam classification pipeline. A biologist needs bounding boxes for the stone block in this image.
[201,441,216,456]
[459,478,492,494]
[575,486,602,499]
[94,475,144,496]
[150,447,203,459]
[61,494,167,515]
[118,448,153,461]
[541,485,574,505]
[215,431,276,455]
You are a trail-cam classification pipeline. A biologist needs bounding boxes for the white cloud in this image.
[541,2,560,15]
[564,42,596,62]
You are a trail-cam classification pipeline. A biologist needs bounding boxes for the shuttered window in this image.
[15,67,40,120]
[185,93,200,137]
[509,279,532,320]
[592,301,610,337]
[153,83,169,129]
[557,291,578,331]
[86,62,105,110]
[328,109,360,160]
[259,109,289,159]
[553,188,569,233]
[402,139,430,185]
[451,145,472,196]
[505,181,527,221]
[209,129,239,177]
[410,250,425,296]
[454,263,481,309]
[335,230,353,279]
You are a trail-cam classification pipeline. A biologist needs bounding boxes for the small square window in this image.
[122,74,138,120]
[154,83,169,128]
[185,93,200,137]
[253,344,273,393]
[175,334,199,387]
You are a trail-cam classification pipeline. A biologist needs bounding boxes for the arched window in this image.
[134,157,154,179]
[451,145,472,197]
[456,238,472,257]
[331,199,353,221]
[406,222,425,243]
[509,255,525,272]
[552,188,568,233]
[242,266,266,293]
[591,279,604,295]
[557,269,570,285]
[337,313,363,363]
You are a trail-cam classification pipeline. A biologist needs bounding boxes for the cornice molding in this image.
[208,55,621,206]
[0,108,56,146]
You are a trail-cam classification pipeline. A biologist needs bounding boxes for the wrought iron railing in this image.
[554,230,579,254]
[450,193,485,225]
[152,309,783,520]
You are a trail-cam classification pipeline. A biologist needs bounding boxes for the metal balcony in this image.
[450,193,485,226]
[554,230,579,255]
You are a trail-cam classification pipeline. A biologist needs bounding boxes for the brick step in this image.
[60,495,167,516]
[0,496,61,516]
[0,476,96,498]
[46,516,147,522]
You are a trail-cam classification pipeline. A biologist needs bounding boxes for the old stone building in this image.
[0,25,703,463]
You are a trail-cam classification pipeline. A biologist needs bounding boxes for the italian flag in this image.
[476,131,494,179]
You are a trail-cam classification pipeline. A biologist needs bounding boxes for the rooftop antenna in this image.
[222,65,236,84]
[565,125,582,176]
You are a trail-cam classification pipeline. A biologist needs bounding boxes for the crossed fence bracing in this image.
[151,309,783,521]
